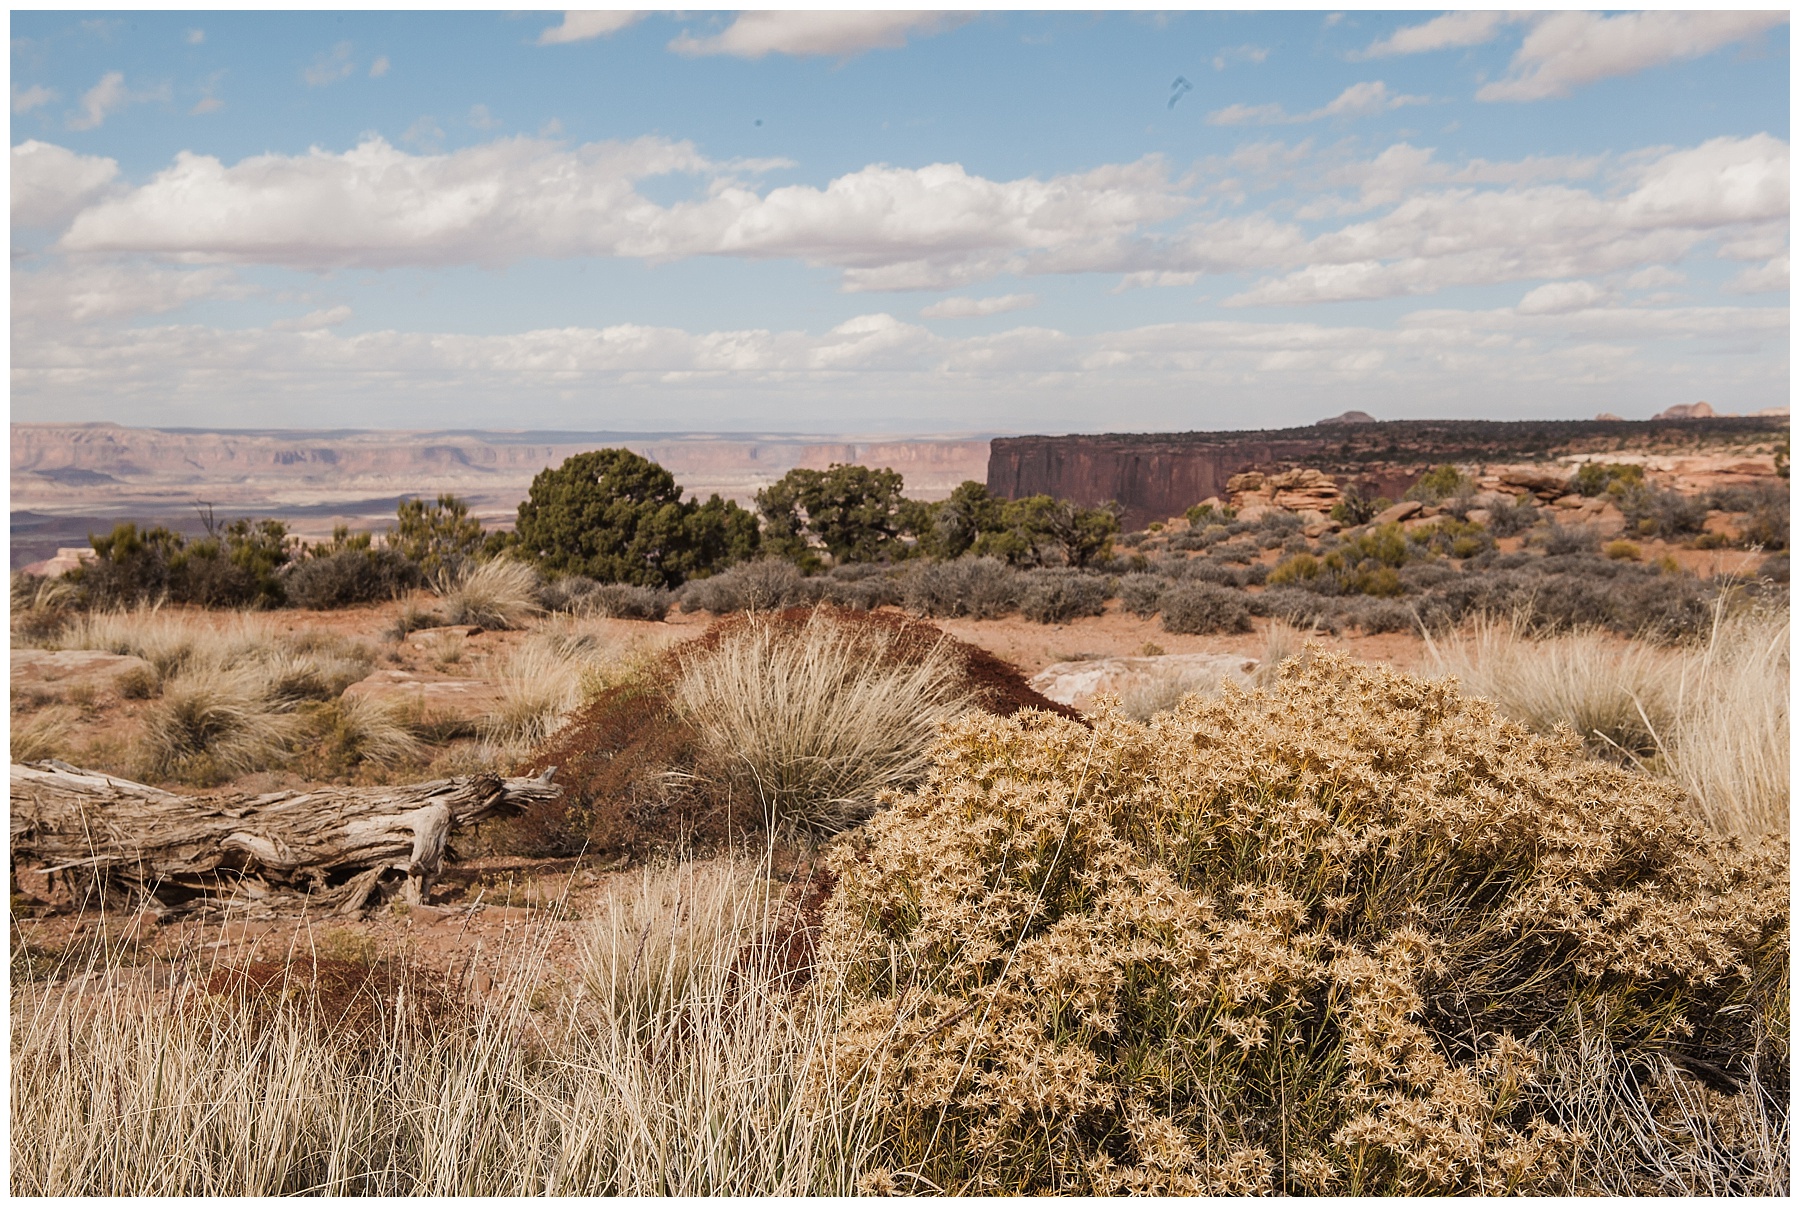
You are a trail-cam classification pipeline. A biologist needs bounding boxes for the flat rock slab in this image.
[342,669,506,719]
[13,648,154,691]
[406,625,484,648]
[1030,652,1259,713]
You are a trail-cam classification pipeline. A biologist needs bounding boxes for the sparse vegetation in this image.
[438,557,544,630]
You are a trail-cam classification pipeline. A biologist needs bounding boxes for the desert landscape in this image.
[11,411,1789,1194]
[11,7,1791,1199]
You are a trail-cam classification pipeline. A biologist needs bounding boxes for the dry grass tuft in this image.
[138,665,308,783]
[1426,605,1789,835]
[1660,605,1789,836]
[310,694,425,771]
[668,607,973,835]
[439,558,542,630]
[11,705,81,763]
[10,860,878,1195]
[480,623,630,759]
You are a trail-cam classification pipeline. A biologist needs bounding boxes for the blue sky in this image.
[10,9,1790,434]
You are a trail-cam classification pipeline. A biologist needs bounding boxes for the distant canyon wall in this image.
[988,417,1789,530]
[12,423,992,517]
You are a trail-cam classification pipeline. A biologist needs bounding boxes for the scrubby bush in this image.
[1118,573,1165,618]
[391,494,487,580]
[12,571,77,641]
[679,559,809,614]
[1409,516,1493,560]
[1184,502,1236,526]
[1017,570,1110,624]
[807,564,904,612]
[140,665,307,784]
[1160,581,1251,634]
[542,575,673,621]
[900,556,1021,619]
[1343,596,1415,634]
[1571,461,1646,498]
[1329,488,1384,526]
[1484,494,1541,537]
[74,519,292,609]
[1404,462,1474,503]
[1617,484,1708,540]
[758,463,908,568]
[1251,587,1343,633]
[282,535,419,610]
[822,654,1788,1194]
[514,448,759,587]
[1269,523,1411,597]
[1540,522,1601,556]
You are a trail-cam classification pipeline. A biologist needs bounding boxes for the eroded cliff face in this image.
[987,418,1789,529]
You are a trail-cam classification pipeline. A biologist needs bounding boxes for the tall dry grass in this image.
[439,558,543,630]
[1426,605,1789,835]
[667,609,973,835]
[10,859,878,1195]
[480,622,634,759]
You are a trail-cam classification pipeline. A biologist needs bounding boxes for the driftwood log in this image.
[10,760,560,915]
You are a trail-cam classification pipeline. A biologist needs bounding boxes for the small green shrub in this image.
[1571,462,1646,498]
[678,559,809,614]
[1404,463,1473,503]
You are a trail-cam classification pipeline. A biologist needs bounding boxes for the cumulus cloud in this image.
[11,262,245,322]
[1515,280,1612,316]
[1358,12,1516,58]
[68,72,166,131]
[1726,256,1789,294]
[1208,81,1427,126]
[272,304,353,331]
[920,293,1037,319]
[55,136,1188,285]
[669,11,968,59]
[369,56,390,78]
[303,42,357,87]
[538,11,644,46]
[1480,11,1789,102]
[1211,44,1269,71]
[14,84,57,114]
[1221,134,1789,305]
[12,140,120,227]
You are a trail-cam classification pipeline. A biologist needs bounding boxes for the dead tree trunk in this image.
[10,759,561,915]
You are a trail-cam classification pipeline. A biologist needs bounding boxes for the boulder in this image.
[1028,652,1259,714]
[341,669,506,719]
[1372,500,1422,525]
[12,648,154,692]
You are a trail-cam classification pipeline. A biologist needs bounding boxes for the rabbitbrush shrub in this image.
[819,653,1787,1195]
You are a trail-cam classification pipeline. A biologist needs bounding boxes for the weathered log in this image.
[10,760,560,914]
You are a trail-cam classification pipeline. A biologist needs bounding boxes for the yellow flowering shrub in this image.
[820,652,1787,1194]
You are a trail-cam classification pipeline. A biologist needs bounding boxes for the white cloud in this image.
[191,96,223,116]
[369,56,390,79]
[186,28,205,45]
[56,136,1187,286]
[1515,280,1612,316]
[68,71,165,131]
[1113,271,1202,292]
[1480,11,1789,102]
[1221,135,1789,305]
[1358,12,1514,58]
[303,42,356,88]
[12,140,119,227]
[469,104,500,130]
[14,84,57,114]
[14,304,1784,430]
[12,262,245,322]
[1208,81,1427,126]
[538,11,644,46]
[402,117,446,152]
[1727,256,1789,294]
[669,11,968,59]
[1211,44,1269,71]
[1625,265,1686,290]
[272,304,353,331]
[920,293,1037,319]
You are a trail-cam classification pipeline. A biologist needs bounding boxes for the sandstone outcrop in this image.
[1028,652,1258,713]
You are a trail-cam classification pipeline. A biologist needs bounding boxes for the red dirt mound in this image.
[202,955,462,1039]
[515,605,1079,857]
